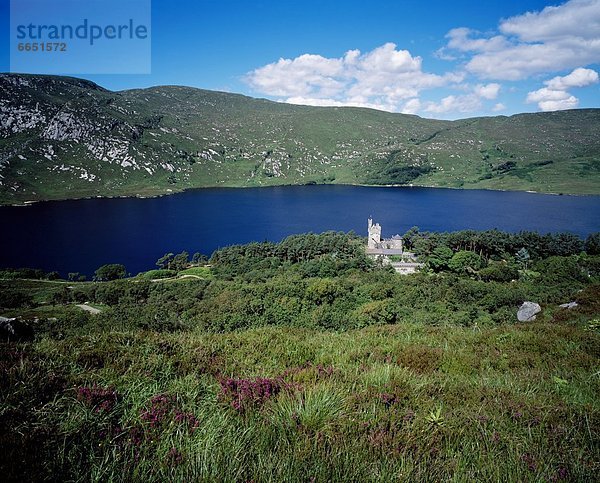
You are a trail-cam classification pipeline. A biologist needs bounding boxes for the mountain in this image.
[1,73,599,204]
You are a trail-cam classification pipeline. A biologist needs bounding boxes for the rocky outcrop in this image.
[559,301,578,309]
[0,316,34,341]
[517,301,541,322]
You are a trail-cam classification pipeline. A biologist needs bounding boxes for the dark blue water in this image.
[1,185,599,277]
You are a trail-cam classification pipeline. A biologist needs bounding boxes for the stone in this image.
[559,301,578,309]
[517,301,541,322]
[0,316,34,341]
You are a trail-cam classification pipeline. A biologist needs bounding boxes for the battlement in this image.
[366,218,422,274]
[367,218,402,251]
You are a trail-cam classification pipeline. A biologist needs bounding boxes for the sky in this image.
[1,0,599,119]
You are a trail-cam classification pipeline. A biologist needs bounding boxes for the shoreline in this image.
[2,181,599,207]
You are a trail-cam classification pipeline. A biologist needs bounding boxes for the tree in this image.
[427,246,453,272]
[94,264,127,281]
[585,233,600,255]
[68,272,84,282]
[170,251,190,271]
[448,251,484,274]
[192,252,208,265]
[412,236,437,257]
[402,226,420,250]
[156,253,174,270]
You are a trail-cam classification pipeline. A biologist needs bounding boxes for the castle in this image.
[365,218,422,274]
[366,218,403,254]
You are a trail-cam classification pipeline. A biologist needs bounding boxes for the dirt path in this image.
[76,304,102,314]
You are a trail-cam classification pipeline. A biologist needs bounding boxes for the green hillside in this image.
[1,73,599,204]
[1,230,599,481]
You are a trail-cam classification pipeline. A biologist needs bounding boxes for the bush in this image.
[94,264,127,281]
[0,290,34,309]
[306,278,343,305]
[396,345,443,374]
[448,251,485,274]
[354,299,399,326]
[479,262,519,282]
[534,256,587,285]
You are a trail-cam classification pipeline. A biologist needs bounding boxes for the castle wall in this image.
[367,218,381,249]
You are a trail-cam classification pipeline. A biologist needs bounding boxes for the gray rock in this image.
[517,301,541,322]
[0,316,34,341]
[559,301,578,309]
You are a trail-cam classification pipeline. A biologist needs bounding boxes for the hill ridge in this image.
[1,73,599,203]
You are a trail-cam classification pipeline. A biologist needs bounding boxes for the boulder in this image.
[559,301,578,309]
[517,301,541,322]
[0,316,34,341]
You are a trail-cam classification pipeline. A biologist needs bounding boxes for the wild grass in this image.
[1,317,598,482]
[1,241,599,480]
[177,266,213,279]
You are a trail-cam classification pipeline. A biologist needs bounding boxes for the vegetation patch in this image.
[0,228,599,481]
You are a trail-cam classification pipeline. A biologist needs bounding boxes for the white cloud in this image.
[533,95,579,111]
[526,67,598,111]
[424,83,503,115]
[545,67,599,89]
[245,43,459,113]
[445,28,509,53]
[425,94,482,114]
[474,83,501,99]
[492,103,506,112]
[442,0,600,80]
[526,87,575,103]
[283,96,393,112]
[245,54,344,97]
[401,98,421,114]
[500,0,600,42]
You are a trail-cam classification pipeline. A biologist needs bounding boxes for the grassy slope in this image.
[1,270,599,481]
[1,74,599,204]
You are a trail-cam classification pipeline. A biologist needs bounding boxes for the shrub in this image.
[479,262,519,282]
[219,376,289,412]
[0,289,34,309]
[94,264,127,281]
[396,345,443,374]
[306,278,343,305]
[534,256,587,284]
[448,251,485,274]
[354,299,399,326]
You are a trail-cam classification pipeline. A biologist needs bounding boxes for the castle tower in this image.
[368,217,381,249]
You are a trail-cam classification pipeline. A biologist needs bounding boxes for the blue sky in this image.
[2,0,599,119]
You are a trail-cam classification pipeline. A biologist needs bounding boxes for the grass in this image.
[177,266,213,279]
[1,317,598,481]
[135,269,178,280]
[1,236,598,480]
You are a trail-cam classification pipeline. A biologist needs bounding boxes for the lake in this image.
[1,185,599,277]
